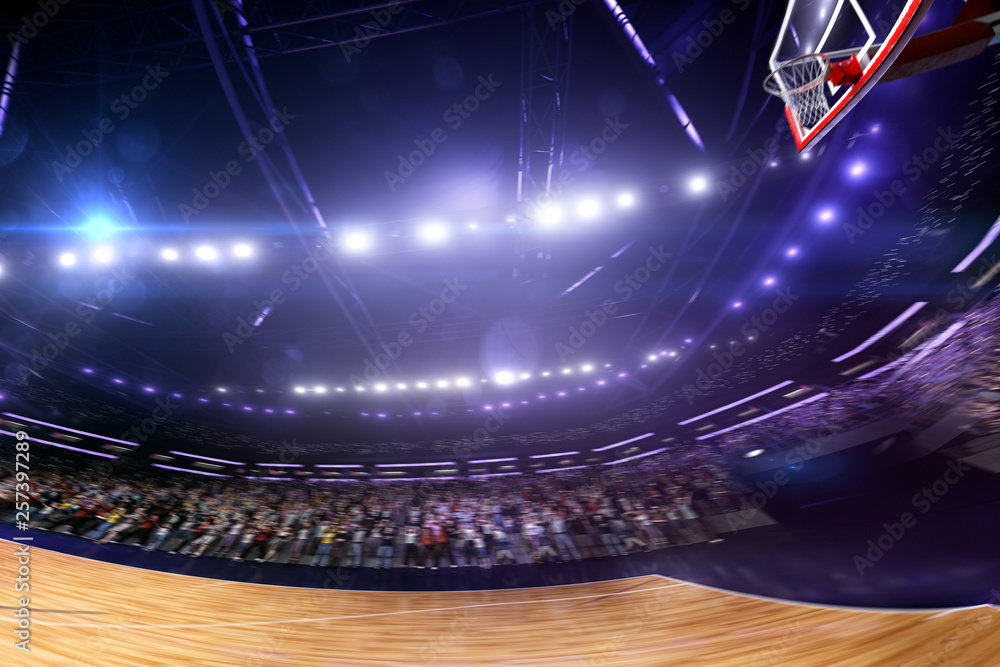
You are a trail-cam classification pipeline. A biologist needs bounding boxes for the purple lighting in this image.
[818,209,834,223]
[763,276,776,286]
[143,386,154,393]
[871,124,881,134]
[82,368,94,374]
[264,408,273,413]
[243,406,253,411]
[285,409,295,414]
[786,247,799,257]
[557,391,566,397]
[597,380,606,386]
[112,378,123,384]
[849,162,867,177]
[733,301,743,309]
[618,372,627,378]
[684,338,692,344]
[198,398,208,403]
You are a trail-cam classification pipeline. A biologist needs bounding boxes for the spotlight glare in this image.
[733,301,743,309]
[616,192,636,208]
[396,383,407,390]
[294,386,305,394]
[374,383,388,392]
[314,386,327,394]
[648,355,658,362]
[161,248,179,261]
[689,176,708,193]
[849,162,867,177]
[195,246,218,261]
[763,276,776,286]
[59,252,77,267]
[745,449,765,458]
[576,198,601,219]
[786,247,799,257]
[818,209,834,223]
[233,243,253,258]
[456,377,471,388]
[561,367,572,375]
[343,231,371,253]
[519,372,531,380]
[420,223,449,244]
[581,364,593,373]
[416,381,428,389]
[494,370,516,385]
[536,204,563,226]
[467,222,478,230]
[436,379,449,389]
[93,246,115,264]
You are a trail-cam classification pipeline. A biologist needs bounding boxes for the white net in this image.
[763,55,832,133]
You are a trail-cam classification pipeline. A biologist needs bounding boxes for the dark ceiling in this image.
[0,0,997,461]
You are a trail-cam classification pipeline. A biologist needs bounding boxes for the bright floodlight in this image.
[93,246,115,264]
[374,383,388,392]
[576,198,601,219]
[420,223,449,244]
[233,243,253,258]
[616,192,636,208]
[294,386,306,394]
[733,301,743,309]
[59,252,77,267]
[849,162,867,177]
[561,367,572,375]
[436,379,449,389]
[161,248,179,261]
[314,386,327,394]
[456,377,471,388]
[195,246,218,261]
[396,383,407,390]
[519,372,531,380]
[467,222,478,231]
[581,364,593,373]
[689,176,708,193]
[745,449,765,458]
[536,204,563,226]
[343,231,370,253]
[763,276,776,286]
[648,355,658,362]
[416,381,428,389]
[818,209,835,223]
[494,370,516,385]
[786,247,799,257]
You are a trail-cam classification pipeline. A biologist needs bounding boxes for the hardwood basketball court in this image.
[3,539,998,666]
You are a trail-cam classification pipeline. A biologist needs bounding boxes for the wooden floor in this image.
[3,540,998,666]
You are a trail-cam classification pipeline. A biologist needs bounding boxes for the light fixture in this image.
[59,252,77,267]
[195,246,218,261]
[576,198,601,219]
[536,204,563,226]
[343,231,371,253]
[616,192,636,208]
[689,176,708,193]
[494,371,516,385]
[93,246,115,264]
[161,248,179,261]
[233,243,253,258]
[420,222,449,244]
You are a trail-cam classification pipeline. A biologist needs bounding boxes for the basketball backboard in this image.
[767,0,934,151]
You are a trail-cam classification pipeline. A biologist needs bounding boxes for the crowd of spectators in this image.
[1,448,739,569]
[716,289,1000,455]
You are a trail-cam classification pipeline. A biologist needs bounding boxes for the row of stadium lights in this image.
[56,243,256,267]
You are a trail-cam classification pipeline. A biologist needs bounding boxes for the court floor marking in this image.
[21,582,687,630]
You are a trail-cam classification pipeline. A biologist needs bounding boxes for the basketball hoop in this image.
[762,54,832,134]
